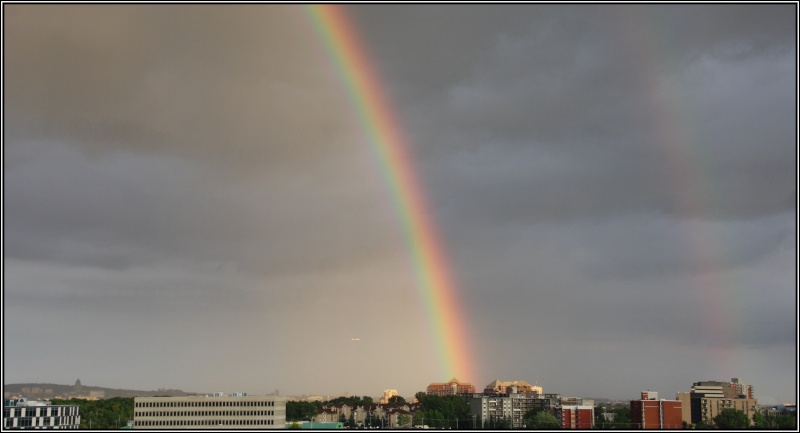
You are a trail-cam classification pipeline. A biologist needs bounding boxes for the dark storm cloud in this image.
[4,139,402,281]
[351,4,795,222]
[578,213,794,279]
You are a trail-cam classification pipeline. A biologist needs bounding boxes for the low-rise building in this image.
[133,393,285,429]
[3,398,81,429]
[630,391,682,429]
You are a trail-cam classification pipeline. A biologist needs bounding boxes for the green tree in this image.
[413,410,425,427]
[398,414,411,428]
[713,408,751,429]
[594,407,605,428]
[753,412,768,429]
[286,400,319,421]
[776,411,797,430]
[388,395,406,405]
[51,397,133,429]
[325,395,372,408]
[527,411,560,429]
[348,411,355,428]
[427,409,445,429]
[415,394,470,429]
[523,408,542,428]
[605,406,631,429]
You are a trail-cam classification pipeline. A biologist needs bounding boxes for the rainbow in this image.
[617,7,733,365]
[305,4,476,383]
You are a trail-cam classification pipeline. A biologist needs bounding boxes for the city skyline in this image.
[3,4,797,404]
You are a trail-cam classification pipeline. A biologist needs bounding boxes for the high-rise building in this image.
[469,392,561,429]
[379,390,398,405]
[3,398,81,430]
[730,378,754,399]
[133,394,285,429]
[426,378,475,396]
[679,379,759,427]
[630,391,683,429]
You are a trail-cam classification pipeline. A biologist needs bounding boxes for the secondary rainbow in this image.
[619,7,734,365]
[305,4,476,382]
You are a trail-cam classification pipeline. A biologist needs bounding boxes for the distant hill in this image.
[4,379,202,400]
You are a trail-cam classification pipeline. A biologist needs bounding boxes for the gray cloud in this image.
[4,5,357,170]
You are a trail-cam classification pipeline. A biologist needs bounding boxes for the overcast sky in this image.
[3,4,797,404]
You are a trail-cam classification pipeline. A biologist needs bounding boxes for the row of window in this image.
[3,416,80,428]
[136,419,275,426]
[4,407,79,417]
[135,410,274,417]
[135,400,275,408]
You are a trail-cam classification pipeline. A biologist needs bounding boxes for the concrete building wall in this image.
[677,392,692,424]
[695,397,758,426]
[133,395,285,429]
[470,393,559,429]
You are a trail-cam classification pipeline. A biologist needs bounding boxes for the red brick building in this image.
[561,405,594,429]
[426,378,475,396]
[630,391,683,429]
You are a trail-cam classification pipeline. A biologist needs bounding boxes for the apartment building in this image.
[426,378,476,396]
[483,379,542,396]
[679,379,759,426]
[469,392,561,429]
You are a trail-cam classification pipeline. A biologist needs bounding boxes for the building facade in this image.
[483,380,542,396]
[630,391,682,429]
[426,378,476,396]
[680,379,759,427]
[561,405,594,429]
[379,389,398,405]
[313,402,409,428]
[469,392,561,429]
[133,394,285,429]
[3,398,80,430]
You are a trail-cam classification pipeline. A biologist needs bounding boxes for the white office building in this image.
[133,393,286,429]
[3,398,81,429]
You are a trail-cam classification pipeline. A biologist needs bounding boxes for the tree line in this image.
[50,397,133,429]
